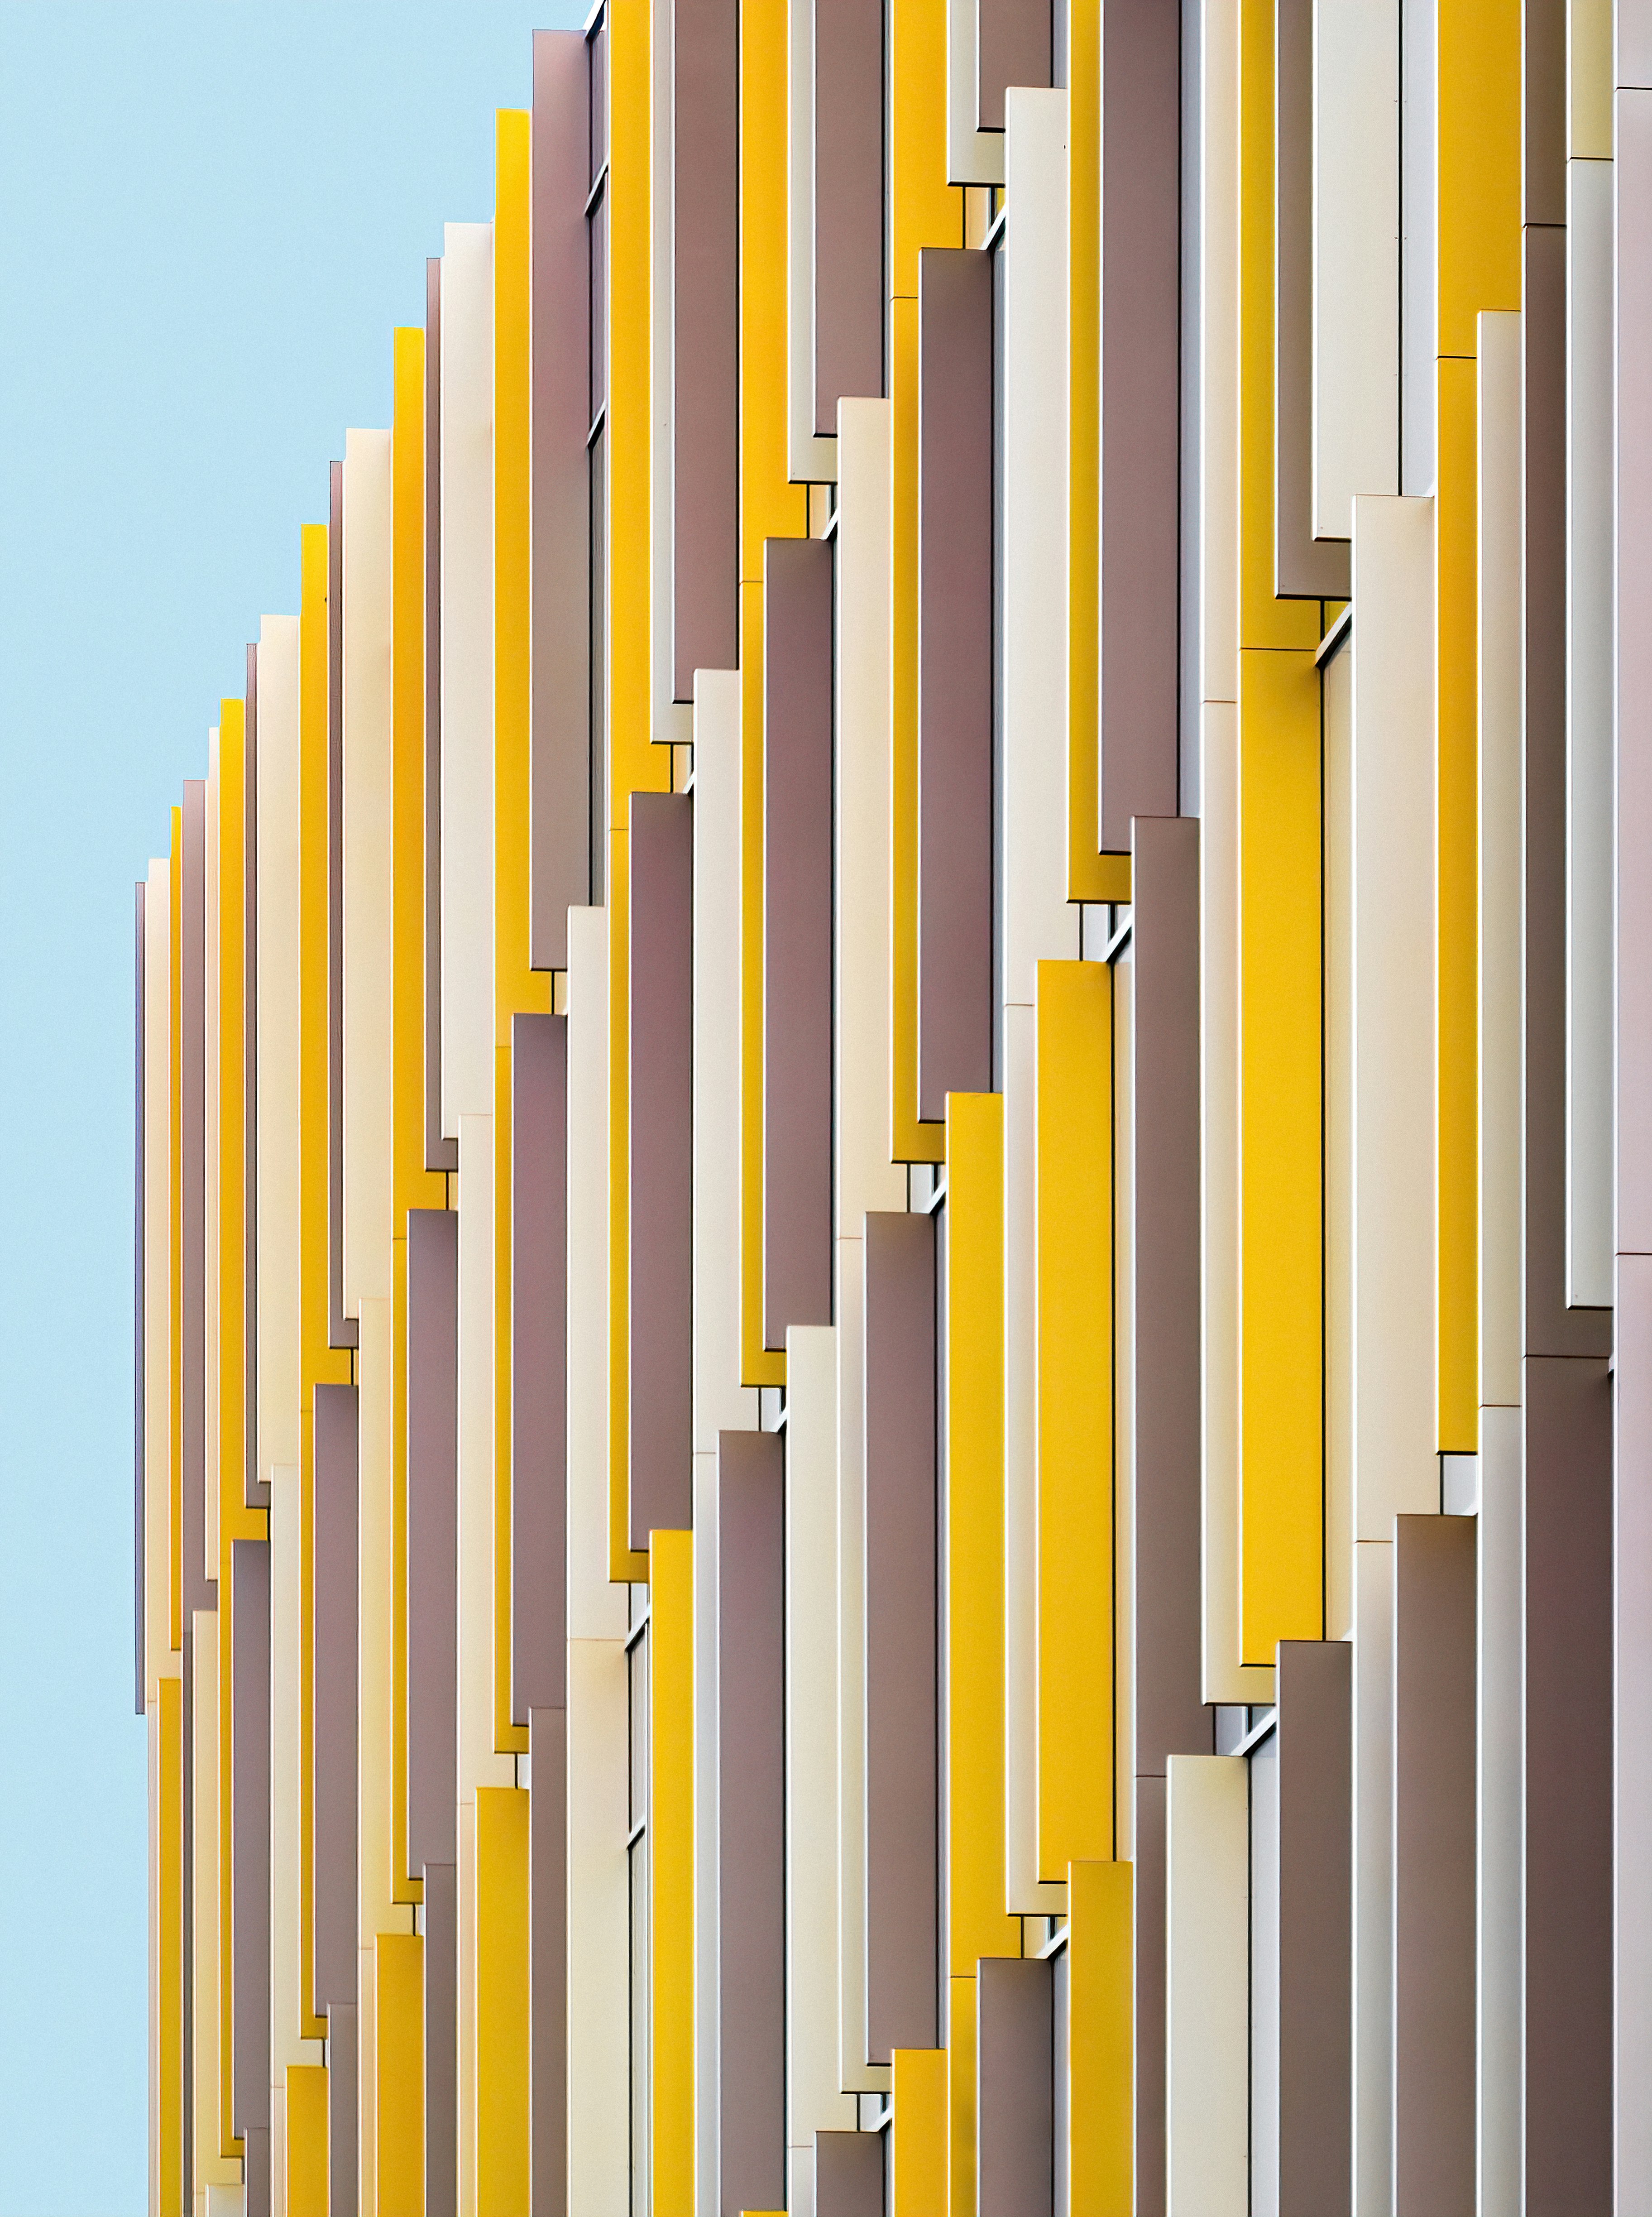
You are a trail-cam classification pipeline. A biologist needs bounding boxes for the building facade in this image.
[135,5,1648,2212]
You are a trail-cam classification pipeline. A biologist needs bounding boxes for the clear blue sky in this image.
[0,7,578,2209]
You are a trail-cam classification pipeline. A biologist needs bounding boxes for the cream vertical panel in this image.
[1477,1403,1522,2209]
[257,615,303,1489]
[946,0,1004,185]
[1566,153,1615,1307]
[835,397,904,2092]
[1398,0,1435,495]
[439,223,496,1137]
[1001,85,1077,1917]
[1323,642,1354,1641]
[205,737,222,1581]
[1312,0,1400,535]
[342,428,395,1318]
[1352,1538,1394,2215]
[145,857,174,1693]
[565,906,629,2217]
[1165,1755,1248,2217]
[787,0,839,480]
[1349,494,1437,1538]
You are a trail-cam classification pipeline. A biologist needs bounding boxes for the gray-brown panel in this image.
[245,638,267,1512]
[671,0,739,696]
[424,1860,458,2217]
[763,537,834,1346]
[312,1381,359,2014]
[1275,1638,1350,2217]
[1524,1355,1612,2212]
[815,2130,885,2217]
[976,1956,1053,2217]
[862,1210,939,2062]
[231,1538,271,2138]
[1274,0,1353,596]
[1393,1515,1475,2214]
[814,0,885,432]
[1132,1774,1167,2217]
[916,248,994,1118]
[512,1013,569,1719]
[977,0,1051,131]
[529,1707,567,2217]
[1523,226,1612,1355]
[407,1208,459,1872]
[1523,0,1564,226]
[425,258,457,1176]
[134,878,146,1718]
[1099,0,1182,842]
[531,30,592,970]
[328,460,358,1351]
[1620,92,1652,1256]
[717,1431,786,2217]
[244,2126,270,2217]
[328,2001,358,2217]
[628,791,694,1550]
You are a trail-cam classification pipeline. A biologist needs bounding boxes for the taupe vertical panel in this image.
[512,1013,568,1719]
[328,2001,358,2217]
[813,0,885,434]
[862,1210,938,2061]
[1524,226,1611,1358]
[328,461,357,1349]
[529,1705,568,2217]
[1275,1639,1351,2217]
[407,1208,459,1871]
[1132,1773,1167,2214]
[763,537,834,1346]
[245,638,267,1512]
[424,1860,458,2217]
[1525,1355,1613,2212]
[312,1381,359,2012]
[1098,0,1183,842]
[1616,1256,1652,2205]
[917,249,994,1118]
[717,1431,786,2217]
[1274,0,1351,596]
[976,1956,1053,2217]
[231,1538,271,2138]
[1524,0,1565,227]
[1393,1515,1475,2214]
[424,259,457,1176]
[815,2130,885,2217]
[530,30,592,969]
[134,878,146,1716]
[977,0,1051,131]
[628,792,694,1549]
[671,0,739,695]
[244,2126,270,2217]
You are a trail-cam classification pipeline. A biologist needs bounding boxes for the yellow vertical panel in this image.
[888,0,959,298]
[1237,646,1323,1660]
[475,1787,531,2212]
[945,1094,1021,1969]
[650,1528,695,2217]
[158,1676,184,2217]
[170,811,183,1655]
[377,1932,425,2212]
[286,2063,330,2217]
[608,830,652,1579]
[1035,963,1114,1875]
[891,2048,947,2217]
[1435,0,1521,356]
[947,1977,977,2217]
[1068,1860,1132,2216]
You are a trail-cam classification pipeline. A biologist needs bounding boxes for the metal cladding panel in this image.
[1523,0,1564,226]
[244,638,266,1512]
[671,0,740,695]
[133,878,146,1716]
[1275,1639,1351,2217]
[976,0,1051,131]
[328,2001,359,2217]
[1393,1514,1475,2212]
[327,460,357,1350]
[407,1206,459,1871]
[717,1430,786,2217]
[181,779,213,1619]
[763,537,834,1346]
[231,1538,272,2136]
[815,2129,885,2217]
[1621,91,1652,1255]
[916,249,994,1119]
[529,1705,568,2217]
[813,0,885,434]
[312,1380,359,2013]
[530,30,592,969]
[1133,1773,1168,2217]
[862,1209,939,2061]
[512,1013,569,1718]
[424,1860,459,2217]
[1525,1355,1613,2211]
[628,791,694,1550]
[244,2126,270,2217]
[424,256,457,1176]
[1098,0,1182,842]
[976,1955,1053,2217]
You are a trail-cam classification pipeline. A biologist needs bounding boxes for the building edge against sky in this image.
[134,4,1651,2213]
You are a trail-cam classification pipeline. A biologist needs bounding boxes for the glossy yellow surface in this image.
[285,2062,329,2217]
[947,1974,977,2217]
[650,1530,694,2214]
[1068,1860,1132,2213]
[376,1931,426,2211]
[170,811,183,1655]
[476,1786,531,2211]
[891,2047,947,2217]
[158,1676,183,2217]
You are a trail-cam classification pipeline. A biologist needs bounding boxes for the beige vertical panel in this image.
[144,857,173,1695]
[1566,153,1615,1307]
[1478,312,1523,1410]
[1165,1755,1247,2217]
[256,618,303,1489]
[1199,0,1240,708]
[1398,0,1435,494]
[946,0,1004,185]
[341,430,394,1322]
[1351,1539,1393,2214]
[1001,86,1077,1919]
[439,224,495,1136]
[1311,0,1400,535]
[205,742,222,1584]
[786,0,839,480]
[1349,496,1437,1539]
[1322,643,1354,1641]
[1477,1405,1521,2211]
